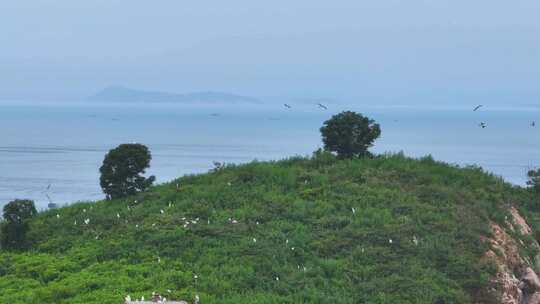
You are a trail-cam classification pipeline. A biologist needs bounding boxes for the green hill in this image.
[1,152,540,303]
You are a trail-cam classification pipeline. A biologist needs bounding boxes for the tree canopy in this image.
[1,199,37,250]
[320,111,381,158]
[99,143,156,200]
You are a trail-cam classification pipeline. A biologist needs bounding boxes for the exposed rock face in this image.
[484,207,540,304]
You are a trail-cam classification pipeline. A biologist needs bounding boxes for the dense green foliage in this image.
[99,143,156,200]
[320,111,381,158]
[1,199,37,250]
[0,152,536,303]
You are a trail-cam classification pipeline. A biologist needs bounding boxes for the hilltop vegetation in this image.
[1,151,538,303]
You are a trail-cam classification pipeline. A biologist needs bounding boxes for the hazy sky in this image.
[1,0,539,104]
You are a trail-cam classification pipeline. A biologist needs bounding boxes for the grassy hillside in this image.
[0,152,538,303]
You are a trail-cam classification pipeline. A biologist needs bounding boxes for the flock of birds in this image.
[283,102,328,110]
[41,101,537,303]
[50,178,422,304]
[474,104,535,128]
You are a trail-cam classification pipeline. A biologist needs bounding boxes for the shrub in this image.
[320,111,381,159]
[1,199,37,250]
[99,143,156,200]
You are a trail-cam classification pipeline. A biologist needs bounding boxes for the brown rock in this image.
[523,267,540,292]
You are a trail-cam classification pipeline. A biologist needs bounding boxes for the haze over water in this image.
[1,101,539,209]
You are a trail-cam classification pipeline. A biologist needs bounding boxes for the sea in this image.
[1,101,540,209]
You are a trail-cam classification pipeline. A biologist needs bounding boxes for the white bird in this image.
[194,274,198,279]
[160,209,164,214]
[389,239,393,244]
[412,235,419,246]
[152,223,156,227]
[141,296,144,301]
[256,221,260,225]
[286,239,289,244]
[84,218,90,225]
[83,209,86,213]
[194,295,200,304]
[253,238,257,243]
[136,224,139,228]
[291,247,295,251]
[276,276,280,281]
[116,213,120,218]
[125,295,131,302]
[56,214,60,218]
[157,257,161,263]
[168,202,172,208]
[167,289,172,293]
[351,207,356,214]
[74,220,77,225]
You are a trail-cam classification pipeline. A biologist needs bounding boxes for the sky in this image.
[1,0,539,104]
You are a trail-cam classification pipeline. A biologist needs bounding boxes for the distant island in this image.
[87,86,260,104]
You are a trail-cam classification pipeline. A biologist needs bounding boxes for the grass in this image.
[0,151,538,303]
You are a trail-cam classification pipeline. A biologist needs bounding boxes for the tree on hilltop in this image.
[100,143,156,200]
[320,111,381,159]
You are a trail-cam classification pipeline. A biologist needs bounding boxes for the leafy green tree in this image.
[320,111,381,158]
[99,143,156,199]
[1,199,37,250]
[527,169,540,192]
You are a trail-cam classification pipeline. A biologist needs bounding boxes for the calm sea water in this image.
[1,102,540,209]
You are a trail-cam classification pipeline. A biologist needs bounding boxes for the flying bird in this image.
[473,105,483,111]
[284,103,292,109]
[316,103,328,110]
[532,121,536,127]
[479,122,487,128]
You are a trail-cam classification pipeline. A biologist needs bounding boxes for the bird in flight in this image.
[284,103,292,109]
[532,121,536,127]
[316,103,328,110]
[473,105,483,111]
[479,122,487,128]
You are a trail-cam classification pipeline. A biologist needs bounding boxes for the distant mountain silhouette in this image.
[88,86,260,104]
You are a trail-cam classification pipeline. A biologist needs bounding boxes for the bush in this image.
[99,143,156,200]
[1,199,37,250]
[320,111,381,159]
